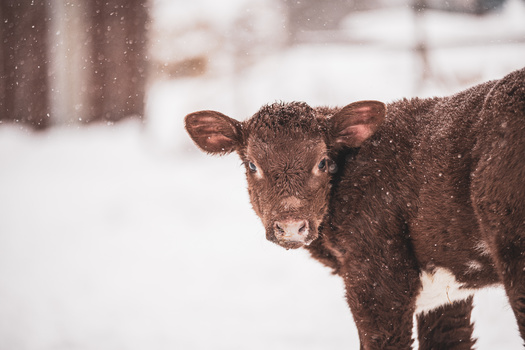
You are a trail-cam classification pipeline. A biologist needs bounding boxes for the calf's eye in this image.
[318,159,327,171]
[248,162,258,172]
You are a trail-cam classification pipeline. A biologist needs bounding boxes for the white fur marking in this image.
[281,196,302,210]
[415,268,479,315]
[466,260,483,272]
[475,240,491,256]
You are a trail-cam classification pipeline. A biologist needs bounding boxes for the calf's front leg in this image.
[416,296,476,350]
[342,265,421,350]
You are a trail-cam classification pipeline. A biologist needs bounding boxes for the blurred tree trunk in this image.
[0,0,149,129]
[87,0,149,124]
[0,1,51,129]
[413,0,431,93]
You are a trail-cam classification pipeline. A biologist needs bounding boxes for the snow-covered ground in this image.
[1,1,525,349]
[0,122,522,350]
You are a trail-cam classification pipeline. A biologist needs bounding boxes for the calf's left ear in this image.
[330,100,386,148]
[185,110,242,154]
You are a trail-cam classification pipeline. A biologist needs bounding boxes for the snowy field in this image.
[1,1,525,349]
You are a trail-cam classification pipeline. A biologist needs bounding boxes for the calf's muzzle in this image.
[273,219,310,244]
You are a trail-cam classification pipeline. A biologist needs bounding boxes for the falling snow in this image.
[1,0,525,349]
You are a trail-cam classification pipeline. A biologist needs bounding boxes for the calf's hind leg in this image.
[471,68,525,342]
[478,206,525,342]
[495,237,525,341]
[417,296,476,350]
[483,210,525,341]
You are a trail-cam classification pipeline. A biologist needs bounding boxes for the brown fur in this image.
[184,68,525,349]
[417,297,476,350]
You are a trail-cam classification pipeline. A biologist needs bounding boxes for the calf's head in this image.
[185,101,386,249]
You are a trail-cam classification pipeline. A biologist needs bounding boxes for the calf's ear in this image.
[330,100,386,148]
[185,110,242,154]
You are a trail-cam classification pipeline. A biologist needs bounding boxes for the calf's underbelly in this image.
[414,267,501,314]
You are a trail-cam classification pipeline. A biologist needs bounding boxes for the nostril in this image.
[274,222,285,235]
[298,221,308,234]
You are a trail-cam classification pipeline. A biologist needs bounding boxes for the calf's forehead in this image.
[243,102,328,140]
[241,102,330,163]
[246,136,327,166]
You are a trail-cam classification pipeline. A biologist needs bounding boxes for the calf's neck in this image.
[184,68,525,349]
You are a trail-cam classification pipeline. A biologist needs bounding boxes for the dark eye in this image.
[248,162,258,172]
[318,158,327,171]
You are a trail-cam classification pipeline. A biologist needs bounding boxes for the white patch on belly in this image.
[415,267,480,315]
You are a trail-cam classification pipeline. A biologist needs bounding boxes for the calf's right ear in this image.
[184,110,243,154]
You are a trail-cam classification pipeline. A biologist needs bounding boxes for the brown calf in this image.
[184,68,525,349]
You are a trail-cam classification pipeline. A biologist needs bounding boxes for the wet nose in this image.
[274,219,309,242]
